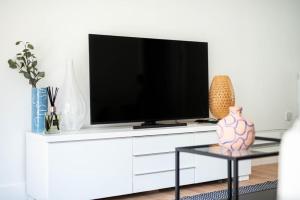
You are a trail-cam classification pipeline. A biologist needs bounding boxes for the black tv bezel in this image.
[88,34,209,125]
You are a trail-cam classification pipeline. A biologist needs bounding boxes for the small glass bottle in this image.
[45,107,60,134]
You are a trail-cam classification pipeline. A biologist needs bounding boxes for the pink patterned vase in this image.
[216,106,255,151]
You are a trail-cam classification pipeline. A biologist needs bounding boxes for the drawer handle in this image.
[133,151,175,157]
[134,166,195,176]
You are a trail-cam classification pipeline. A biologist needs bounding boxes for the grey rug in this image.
[181,180,277,200]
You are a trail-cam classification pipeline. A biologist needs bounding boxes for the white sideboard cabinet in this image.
[26,124,251,200]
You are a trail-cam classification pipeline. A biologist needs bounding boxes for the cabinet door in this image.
[48,138,132,200]
[133,133,194,155]
[194,132,251,183]
[195,157,251,183]
[194,131,227,182]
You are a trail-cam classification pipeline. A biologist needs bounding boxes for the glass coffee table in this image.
[175,137,280,200]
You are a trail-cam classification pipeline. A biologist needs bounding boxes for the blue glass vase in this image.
[32,88,48,133]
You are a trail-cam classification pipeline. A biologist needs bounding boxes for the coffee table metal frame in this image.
[175,136,280,200]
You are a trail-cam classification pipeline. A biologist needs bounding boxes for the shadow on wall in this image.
[298,72,300,117]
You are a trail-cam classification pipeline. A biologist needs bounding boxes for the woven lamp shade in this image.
[209,75,235,119]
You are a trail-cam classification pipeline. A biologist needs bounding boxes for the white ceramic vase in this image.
[58,60,86,131]
[217,106,255,151]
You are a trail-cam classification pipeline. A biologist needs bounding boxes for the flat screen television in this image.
[89,34,209,127]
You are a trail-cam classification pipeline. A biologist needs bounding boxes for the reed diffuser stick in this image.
[46,86,60,132]
[47,87,59,108]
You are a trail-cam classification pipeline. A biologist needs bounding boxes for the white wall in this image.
[0,0,299,199]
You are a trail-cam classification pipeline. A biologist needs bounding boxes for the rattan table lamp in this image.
[209,75,235,119]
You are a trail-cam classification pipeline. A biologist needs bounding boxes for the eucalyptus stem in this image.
[8,41,45,88]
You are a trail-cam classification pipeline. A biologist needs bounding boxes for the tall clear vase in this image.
[58,60,86,131]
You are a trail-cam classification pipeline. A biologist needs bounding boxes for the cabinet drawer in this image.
[194,131,218,145]
[195,156,227,183]
[133,168,194,193]
[133,133,194,155]
[195,156,251,183]
[133,152,194,175]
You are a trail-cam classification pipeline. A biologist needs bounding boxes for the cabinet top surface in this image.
[27,123,217,143]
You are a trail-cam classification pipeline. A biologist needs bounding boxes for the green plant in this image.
[8,41,45,88]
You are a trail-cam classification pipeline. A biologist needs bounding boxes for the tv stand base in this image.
[195,118,218,124]
[133,122,187,129]
[26,124,252,199]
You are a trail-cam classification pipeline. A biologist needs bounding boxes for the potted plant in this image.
[8,41,47,133]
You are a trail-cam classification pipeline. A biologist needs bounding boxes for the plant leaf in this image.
[8,59,17,69]
[16,41,22,45]
[31,60,37,68]
[37,72,45,78]
[23,49,29,52]
[21,57,26,65]
[16,57,26,67]
[27,44,34,49]
[23,72,31,79]
[30,70,37,77]
[24,52,31,57]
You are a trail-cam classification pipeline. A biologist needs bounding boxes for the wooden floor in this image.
[103,163,278,200]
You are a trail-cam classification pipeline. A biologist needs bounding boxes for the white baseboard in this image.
[0,182,26,200]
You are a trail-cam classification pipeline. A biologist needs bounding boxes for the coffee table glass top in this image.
[176,140,280,160]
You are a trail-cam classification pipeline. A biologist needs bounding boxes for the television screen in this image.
[89,34,209,124]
